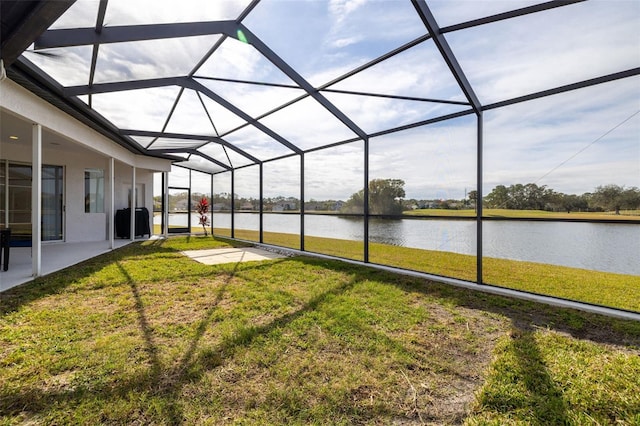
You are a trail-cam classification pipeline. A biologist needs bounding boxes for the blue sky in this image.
[28,0,640,200]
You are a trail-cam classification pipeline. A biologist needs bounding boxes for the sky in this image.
[26,0,640,201]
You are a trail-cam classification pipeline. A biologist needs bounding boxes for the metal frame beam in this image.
[1,0,76,66]
[238,24,369,140]
[441,0,585,34]
[64,76,182,96]
[88,0,109,107]
[67,76,303,155]
[123,129,261,164]
[154,148,231,171]
[411,0,482,113]
[320,88,470,106]
[185,79,303,154]
[35,20,238,49]
[11,57,149,155]
[483,68,640,111]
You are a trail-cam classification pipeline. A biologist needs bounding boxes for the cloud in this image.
[483,77,640,195]
[369,115,477,200]
[24,46,92,86]
[263,156,301,199]
[196,38,293,84]
[94,35,218,83]
[330,36,363,49]
[91,86,181,131]
[445,1,640,105]
[103,0,250,25]
[328,0,368,22]
[258,97,358,150]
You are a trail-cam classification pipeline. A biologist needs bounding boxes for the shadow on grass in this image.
[0,242,180,316]
[0,248,373,423]
[0,236,243,316]
[470,325,571,424]
[506,328,569,424]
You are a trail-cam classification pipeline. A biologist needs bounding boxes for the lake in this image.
[161,212,640,276]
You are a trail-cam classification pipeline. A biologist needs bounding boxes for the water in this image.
[161,212,640,275]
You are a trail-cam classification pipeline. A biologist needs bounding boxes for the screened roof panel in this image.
[223,125,296,161]
[195,78,305,121]
[103,0,251,26]
[258,97,359,150]
[198,143,257,168]
[328,40,468,103]
[76,95,90,106]
[7,0,639,179]
[91,86,182,131]
[164,89,218,136]
[197,143,231,167]
[174,156,227,175]
[94,36,221,83]
[428,0,544,28]
[48,1,100,29]
[195,38,295,85]
[147,138,207,150]
[130,135,156,148]
[446,0,640,105]
[244,0,429,87]
[197,94,248,135]
[23,46,92,86]
[322,92,471,135]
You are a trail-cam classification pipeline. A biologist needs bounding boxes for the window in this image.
[84,169,104,213]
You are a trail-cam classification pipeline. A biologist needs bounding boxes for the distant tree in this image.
[484,185,509,209]
[622,187,640,211]
[560,194,588,213]
[592,184,626,214]
[467,190,478,211]
[341,190,364,214]
[342,179,406,215]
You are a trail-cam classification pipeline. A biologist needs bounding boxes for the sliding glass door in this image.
[2,161,64,242]
[168,186,190,233]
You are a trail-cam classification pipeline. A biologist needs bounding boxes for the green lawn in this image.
[1,236,638,424]
[207,229,640,312]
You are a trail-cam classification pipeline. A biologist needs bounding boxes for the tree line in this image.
[482,183,640,214]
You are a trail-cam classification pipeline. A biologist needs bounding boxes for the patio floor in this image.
[0,239,142,292]
[182,247,288,265]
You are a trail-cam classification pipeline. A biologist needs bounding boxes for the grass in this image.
[206,229,639,312]
[1,236,639,425]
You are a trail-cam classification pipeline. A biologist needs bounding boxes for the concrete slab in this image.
[181,247,288,265]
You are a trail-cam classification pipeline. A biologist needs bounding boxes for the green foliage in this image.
[592,184,640,214]
[342,178,406,215]
[195,196,210,236]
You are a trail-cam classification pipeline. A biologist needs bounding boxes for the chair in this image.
[0,228,10,271]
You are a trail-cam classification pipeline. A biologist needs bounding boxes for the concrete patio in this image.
[0,239,141,292]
